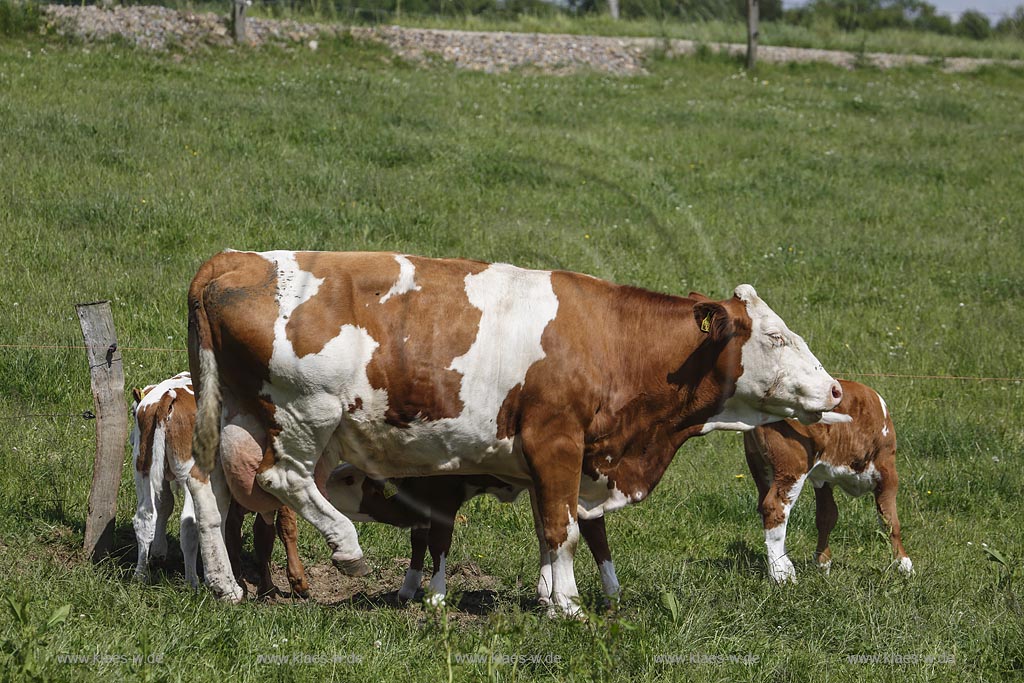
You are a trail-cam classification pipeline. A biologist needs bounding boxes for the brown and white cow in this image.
[131,372,310,598]
[325,466,620,605]
[743,379,912,583]
[186,251,845,614]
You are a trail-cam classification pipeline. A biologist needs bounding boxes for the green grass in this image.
[1,31,1023,682]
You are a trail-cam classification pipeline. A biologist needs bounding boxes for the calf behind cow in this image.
[325,466,621,605]
[130,372,309,597]
[743,379,912,582]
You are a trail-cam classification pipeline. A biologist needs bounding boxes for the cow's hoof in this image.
[212,581,245,604]
[768,558,797,584]
[545,601,585,621]
[333,556,372,577]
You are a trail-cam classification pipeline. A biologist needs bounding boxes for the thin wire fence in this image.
[0,340,1019,423]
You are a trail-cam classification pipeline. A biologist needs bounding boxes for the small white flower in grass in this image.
[308,40,318,51]
[374,640,382,649]
[967,542,972,546]
[982,542,988,548]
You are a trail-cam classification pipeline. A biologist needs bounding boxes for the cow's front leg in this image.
[579,515,619,601]
[523,426,584,618]
[762,474,807,584]
[529,490,553,605]
[186,461,244,603]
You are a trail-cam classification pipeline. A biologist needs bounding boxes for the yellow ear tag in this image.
[382,480,399,499]
[700,313,712,333]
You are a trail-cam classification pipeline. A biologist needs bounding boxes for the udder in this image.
[221,422,283,514]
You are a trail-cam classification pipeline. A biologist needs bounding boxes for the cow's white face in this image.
[733,284,843,424]
[700,285,845,433]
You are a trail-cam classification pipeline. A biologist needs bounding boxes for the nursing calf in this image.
[743,379,912,582]
[131,372,309,597]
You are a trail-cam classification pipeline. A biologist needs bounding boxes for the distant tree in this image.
[994,5,1024,38]
[734,0,783,22]
[911,3,954,34]
[957,8,992,39]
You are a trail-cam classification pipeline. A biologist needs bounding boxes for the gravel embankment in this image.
[42,5,1023,75]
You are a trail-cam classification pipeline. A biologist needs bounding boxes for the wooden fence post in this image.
[231,0,247,43]
[746,0,759,70]
[76,301,127,563]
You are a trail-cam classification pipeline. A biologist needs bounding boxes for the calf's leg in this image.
[399,526,428,603]
[813,483,838,574]
[275,506,310,598]
[874,457,912,575]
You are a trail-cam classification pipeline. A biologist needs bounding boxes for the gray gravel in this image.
[42,5,1023,75]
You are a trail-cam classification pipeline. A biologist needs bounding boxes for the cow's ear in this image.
[693,302,735,342]
[132,387,143,404]
[688,291,713,303]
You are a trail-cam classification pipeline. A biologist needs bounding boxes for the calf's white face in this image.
[705,285,844,431]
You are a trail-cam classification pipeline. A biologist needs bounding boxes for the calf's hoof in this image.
[424,592,446,609]
[333,556,372,577]
[897,557,915,576]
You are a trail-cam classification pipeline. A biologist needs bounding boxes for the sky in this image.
[782,0,1021,21]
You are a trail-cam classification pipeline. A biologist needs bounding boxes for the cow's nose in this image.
[830,382,843,406]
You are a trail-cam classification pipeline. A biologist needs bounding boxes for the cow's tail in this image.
[188,263,221,475]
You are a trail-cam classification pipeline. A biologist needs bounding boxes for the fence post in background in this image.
[746,0,759,70]
[231,0,247,43]
[76,301,127,563]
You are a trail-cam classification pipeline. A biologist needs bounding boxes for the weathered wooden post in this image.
[76,301,127,563]
[746,0,759,70]
[231,0,247,43]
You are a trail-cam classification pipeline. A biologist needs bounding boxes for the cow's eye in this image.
[767,332,786,346]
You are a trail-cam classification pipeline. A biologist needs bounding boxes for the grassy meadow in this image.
[1,28,1023,682]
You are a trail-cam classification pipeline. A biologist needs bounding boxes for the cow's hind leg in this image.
[187,459,244,603]
[178,483,200,588]
[275,506,310,598]
[399,527,428,603]
[255,421,368,577]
